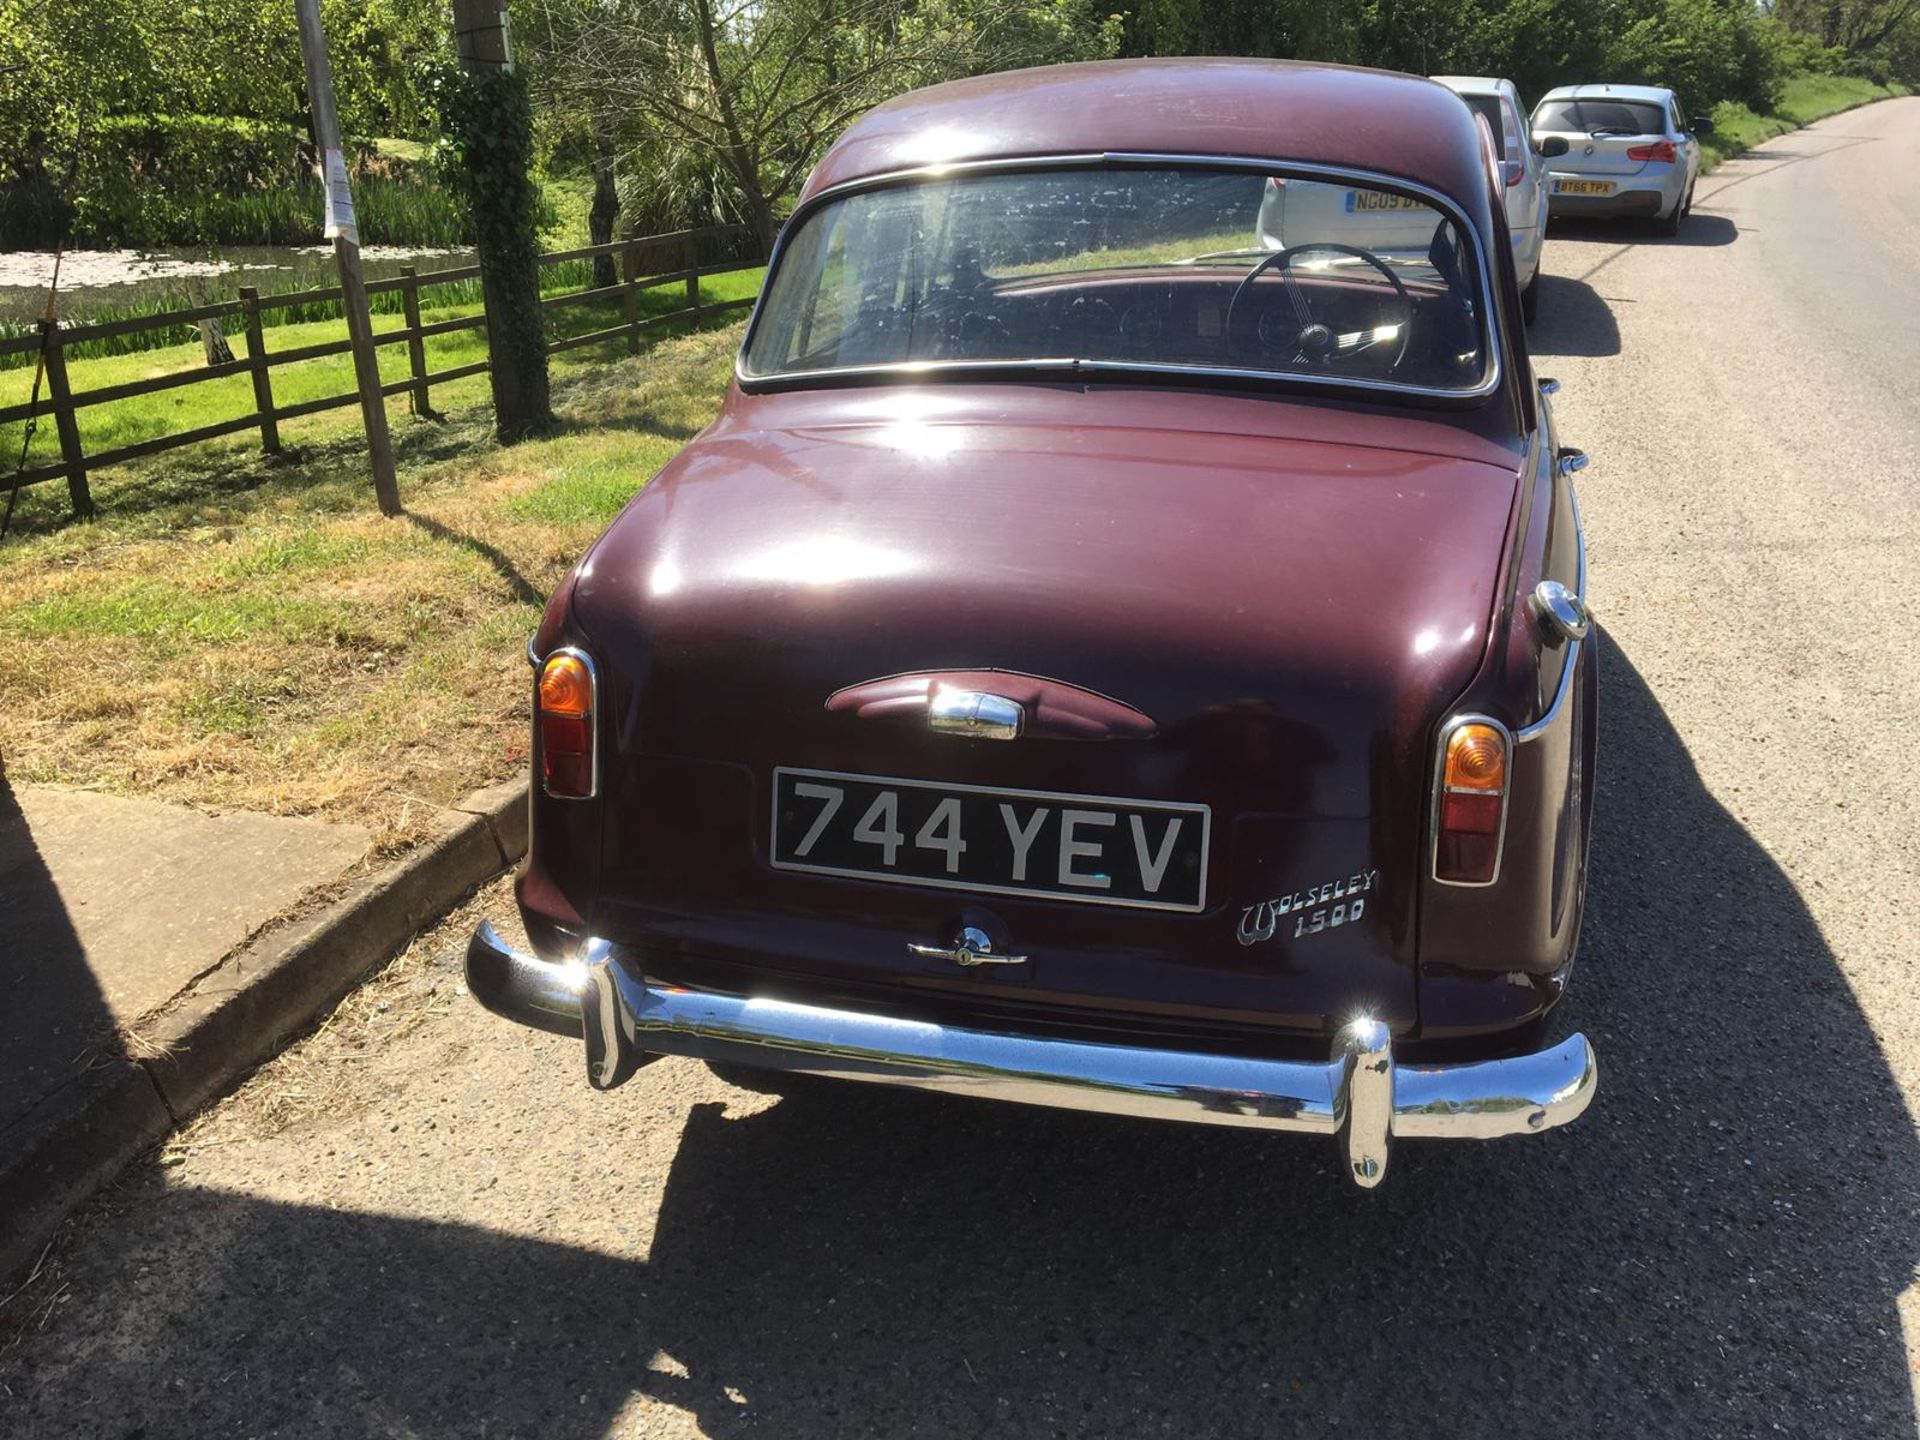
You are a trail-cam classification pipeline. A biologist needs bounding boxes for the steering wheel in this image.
[1226,243,1413,371]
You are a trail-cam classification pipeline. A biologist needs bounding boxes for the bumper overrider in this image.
[466,922,1597,1189]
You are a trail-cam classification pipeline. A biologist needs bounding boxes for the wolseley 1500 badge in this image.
[1237,870,1380,946]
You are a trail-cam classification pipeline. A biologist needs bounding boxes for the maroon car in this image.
[468,59,1599,1187]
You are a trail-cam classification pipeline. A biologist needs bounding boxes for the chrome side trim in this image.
[464,924,1600,1190]
[735,152,1506,410]
[536,644,601,801]
[1429,712,1515,887]
[1515,483,1588,746]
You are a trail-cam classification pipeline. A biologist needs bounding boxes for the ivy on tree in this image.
[427,61,552,442]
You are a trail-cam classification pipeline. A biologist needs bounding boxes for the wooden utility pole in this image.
[294,0,401,515]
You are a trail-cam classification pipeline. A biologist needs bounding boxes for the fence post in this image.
[685,234,702,327]
[623,239,641,356]
[400,266,435,418]
[39,322,93,519]
[239,288,281,455]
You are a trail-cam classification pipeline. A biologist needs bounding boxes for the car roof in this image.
[1431,75,1513,98]
[802,59,1495,217]
[1535,83,1675,105]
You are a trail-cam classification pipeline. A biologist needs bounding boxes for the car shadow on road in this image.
[4,636,1915,1438]
[1529,275,1622,358]
[0,758,123,1262]
[1546,212,1738,249]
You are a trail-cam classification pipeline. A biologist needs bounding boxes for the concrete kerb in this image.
[0,781,529,1282]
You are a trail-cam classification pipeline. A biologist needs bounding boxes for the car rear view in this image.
[466,60,1599,1191]
[1532,84,1701,232]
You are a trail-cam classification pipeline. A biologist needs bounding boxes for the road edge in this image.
[0,780,527,1283]
[1702,85,1914,173]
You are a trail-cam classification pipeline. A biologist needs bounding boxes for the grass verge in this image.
[0,319,746,844]
[1703,74,1913,171]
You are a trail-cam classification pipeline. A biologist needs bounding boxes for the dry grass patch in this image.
[0,324,742,835]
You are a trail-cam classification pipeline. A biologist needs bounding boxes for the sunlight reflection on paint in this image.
[649,558,683,597]
[876,420,963,461]
[1412,627,1442,656]
[733,536,918,586]
[900,125,976,168]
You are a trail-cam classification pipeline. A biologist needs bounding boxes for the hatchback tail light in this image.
[1433,718,1510,885]
[537,649,598,799]
[1626,140,1677,164]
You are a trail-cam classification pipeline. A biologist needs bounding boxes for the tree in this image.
[528,0,1123,252]
[433,0,553,441]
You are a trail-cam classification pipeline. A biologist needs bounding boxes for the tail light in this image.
[1433,717,1510,885]
[1626,140,1677,164]
[537,648,598,799]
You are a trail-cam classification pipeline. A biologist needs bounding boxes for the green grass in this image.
[0,265,764,492]
[0,319,750,840]
[1702,74,1912,171]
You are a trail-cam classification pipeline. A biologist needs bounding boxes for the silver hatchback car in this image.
[1531,83,1710,234]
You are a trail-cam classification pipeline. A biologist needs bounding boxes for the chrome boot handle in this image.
[909,926,1029,967]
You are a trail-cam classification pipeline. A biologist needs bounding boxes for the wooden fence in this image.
[0,225,760,518]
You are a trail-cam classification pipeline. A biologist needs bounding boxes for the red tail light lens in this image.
[1626,140,1677,164]
[537,650,596,799]
[1434,720,1510,885]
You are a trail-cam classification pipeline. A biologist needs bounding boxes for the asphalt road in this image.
[5,101,1919,1439]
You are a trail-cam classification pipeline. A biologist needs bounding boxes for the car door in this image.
[1502,89,1546,275]
[1670,96,1699,188]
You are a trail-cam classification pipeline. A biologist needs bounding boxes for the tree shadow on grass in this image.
[401,510,543,607]
[3,634,1915,1438]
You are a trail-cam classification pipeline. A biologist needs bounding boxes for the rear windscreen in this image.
[1461,94,1507,144]
[1534,99,1666,135]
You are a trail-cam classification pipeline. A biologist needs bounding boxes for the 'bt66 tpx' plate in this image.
[770,767,1210,912]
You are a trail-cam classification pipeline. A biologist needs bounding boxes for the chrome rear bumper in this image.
[466,921,1596,1189]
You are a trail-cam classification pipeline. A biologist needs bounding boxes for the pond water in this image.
[0,245,474,324]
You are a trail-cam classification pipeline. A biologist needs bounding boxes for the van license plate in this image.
[770,767,1210,913]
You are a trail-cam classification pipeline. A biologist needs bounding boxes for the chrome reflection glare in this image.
[463,924,1600,1190]
[731,536,918,586]
[1530,579,1592,643]
[907,924,1030,967]
[927,688,1023,740]
[1339,1017,1394,1188]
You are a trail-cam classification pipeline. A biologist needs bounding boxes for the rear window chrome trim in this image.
[736,152,1506,409]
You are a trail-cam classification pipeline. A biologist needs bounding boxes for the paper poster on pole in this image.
[321,147,359,244]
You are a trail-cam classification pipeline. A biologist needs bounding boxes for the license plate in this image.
[1552,179,1614,196]
[1345,189,1424,213]
[770,768,1210,913]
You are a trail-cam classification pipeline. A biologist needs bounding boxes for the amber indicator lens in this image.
[1443,724,1507,793]
[539,654,593,718]
[538,654,594,797]
[1436,722,1508,884]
